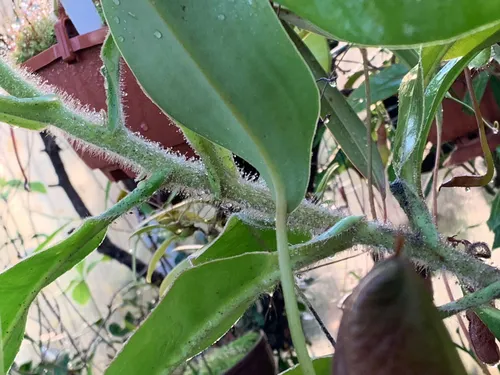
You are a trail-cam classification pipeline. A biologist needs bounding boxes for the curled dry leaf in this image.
[333,256,467,375]
[466,309,500,365]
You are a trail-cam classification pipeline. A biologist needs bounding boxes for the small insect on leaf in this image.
[333,253,467,375]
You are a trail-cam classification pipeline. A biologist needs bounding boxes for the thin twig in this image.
[361,48,377,221]
[9,127,30,191]
[295,286,336,348]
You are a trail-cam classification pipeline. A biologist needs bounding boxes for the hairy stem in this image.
[0,59,500,306]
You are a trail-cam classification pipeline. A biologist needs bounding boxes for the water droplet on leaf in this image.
[465,187,471,192]
[114,16,120,24]
[217,14,226,21]
[153,30,162,39]
[112,0,120,5]
[128,11,137,19]
[117,36,125,42]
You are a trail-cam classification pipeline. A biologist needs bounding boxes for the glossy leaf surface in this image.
[392,62,424,189]
[102,0,319,211]
[106,253,281,375]
[275,0,500,47]
[444,25,500,60]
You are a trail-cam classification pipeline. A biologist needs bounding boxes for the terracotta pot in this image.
[225,332,276,375]
[428,72,500,166]
[22,9,194,181]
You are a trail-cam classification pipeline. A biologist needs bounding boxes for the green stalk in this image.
[275,193,315,375]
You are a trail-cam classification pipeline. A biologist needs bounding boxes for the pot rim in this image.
[23,26,109,73]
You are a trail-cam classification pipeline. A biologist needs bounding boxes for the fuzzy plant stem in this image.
[0,59,500,306]
[276,194,315,375]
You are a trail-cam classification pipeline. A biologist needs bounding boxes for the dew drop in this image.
[217,14,226,21]
[493,127,499,135]
[153,30,162,39]
[465,187,471,192]
[128,11,137,19]
[117,35,125,42]
[113,16,120,24]
[112,0,120,4]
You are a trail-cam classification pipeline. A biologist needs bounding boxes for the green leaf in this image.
[33,222,70,253]
[421,44,452,85]
[487,192,500,250]
[71,281,91,305]
[0,95,62,131]
[469,48,492,69]
[102,0,319,212]
[0,171,166,372]
[75,260,86,276]
[194,215,310,264]
[275,0,500,47]
[281,356,332,374]
[348,64,409,112]
[101,33,124,130]
[474,306,500,340]
[113,215,360,375]
[444,24,500,60]
[402,48,489,194]
[0,179,47,194]
[0,225,106,372]
[106,253,281,375]
[147,235,177,283]
[392,62,425,190]
[287,27,386,197]
[302,32,331,72]
[180,126,239,199]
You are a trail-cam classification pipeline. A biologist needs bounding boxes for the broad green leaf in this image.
[102,0,319,212]
[287,27,386,197]
[277,8,335,40]
[0,225,106,372]
[275,0,500,47]
[474,306,500,341]
[392,62,424,189]
[106,253,281,375]
[194,215,310,264]
[487,192,500,250]
[421,45,452,85]
[0,171,166,372]
[303,32,331,72]
[180,126,239,199]
[159,214,310,295]
[348,64,409,112]
[469,48,493,69]
[444,24,500,60]
[112,216,361,375]
[101,33,124,130]
[72,281,91,305]
[281,356,332,374]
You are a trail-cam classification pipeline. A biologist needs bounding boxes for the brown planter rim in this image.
[224,331,276,375]
[23,26,108,72]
